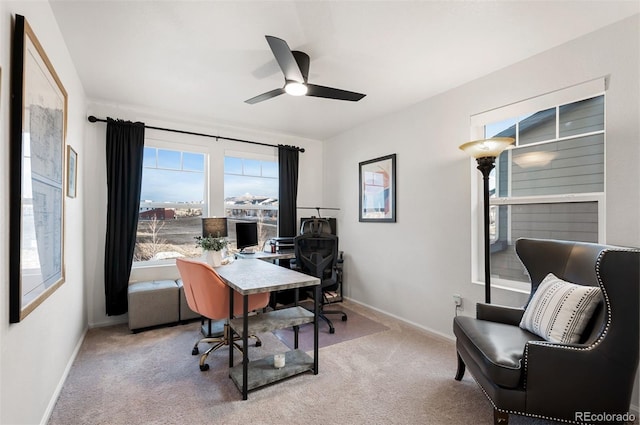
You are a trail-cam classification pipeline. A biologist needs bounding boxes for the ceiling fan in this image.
[245,35,366,104]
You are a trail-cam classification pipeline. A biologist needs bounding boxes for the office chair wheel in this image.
[192,347,199,355]
[329,327,335,334]
[342,316,347,321]
[255,341,262,347]
[200,364,210,372]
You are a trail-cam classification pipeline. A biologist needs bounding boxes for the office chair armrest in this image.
[476,303,525,326]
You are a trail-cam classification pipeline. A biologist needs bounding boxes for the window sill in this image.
[132,261,179,270]
[472,279,530,295]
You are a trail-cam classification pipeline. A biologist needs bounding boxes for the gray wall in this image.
[324,14,639,407]
[0,2,88,424]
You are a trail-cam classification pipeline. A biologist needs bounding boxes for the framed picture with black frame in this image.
[359,154,396,222]
[9,15,68,323]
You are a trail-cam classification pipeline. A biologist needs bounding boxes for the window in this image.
[224,153,278,250]
[472,85,605,289]
[134,146,206,264]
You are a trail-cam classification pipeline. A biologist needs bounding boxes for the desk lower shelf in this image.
[229,306,314,337]
[230,349,314,392]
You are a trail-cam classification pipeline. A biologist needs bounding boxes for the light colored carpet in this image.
[48,301,602,425]
[273,305,389,351]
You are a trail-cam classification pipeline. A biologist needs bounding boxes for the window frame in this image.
[468,79,606,292]
[133,138,209,268]
[223,150,279,251]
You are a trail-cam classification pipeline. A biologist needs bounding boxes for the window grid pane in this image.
[490,202,598,282]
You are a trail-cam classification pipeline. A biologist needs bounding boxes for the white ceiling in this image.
[50,1,639,140]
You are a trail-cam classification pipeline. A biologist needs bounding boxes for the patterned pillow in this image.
[519,273,603,344]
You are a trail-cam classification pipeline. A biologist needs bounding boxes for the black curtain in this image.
[278,145,299,237]
[104,119,145,315]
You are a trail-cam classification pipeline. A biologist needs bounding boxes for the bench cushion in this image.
[128,280,179,331]
[454,316,544,388]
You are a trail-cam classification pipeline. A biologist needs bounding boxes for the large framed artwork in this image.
[10,15,68,323]
[359,154,396,222]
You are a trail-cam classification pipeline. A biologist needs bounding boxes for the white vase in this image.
[205,250,223,267]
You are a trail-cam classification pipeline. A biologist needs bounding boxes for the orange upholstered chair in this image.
[176,258,270,371]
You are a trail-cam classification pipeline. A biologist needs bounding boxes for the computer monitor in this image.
[235,222,258,252]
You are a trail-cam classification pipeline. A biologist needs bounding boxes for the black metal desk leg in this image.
[242,294,249,400]
[294,288,299,348]
[314,285,319,374]
[229,286,234,369]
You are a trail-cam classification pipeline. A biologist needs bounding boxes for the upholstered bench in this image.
[128,280,180,332]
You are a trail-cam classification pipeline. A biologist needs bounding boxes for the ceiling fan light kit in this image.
[284,81,308,96]
[245,35,366,104]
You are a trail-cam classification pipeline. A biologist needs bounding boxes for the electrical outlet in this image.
[453,294,462,307]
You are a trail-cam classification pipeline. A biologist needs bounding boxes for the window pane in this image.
[143,147,157,167]
[136,147,207,264]
[141,168,205,203]
[183,152,204,172]
[559,95,604,137]
[486,118,517,139]
[134,208,203,262]
[224,156,243,174]
[224,155,278,250]
[518,108,556,145]
[243,159,261,176]
[491,202,598,282]
[157,149,181,170]
[510,134,604,197]
[262,161,278,178]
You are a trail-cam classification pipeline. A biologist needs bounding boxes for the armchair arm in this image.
[476,303,525,326]
[524,341,631,417]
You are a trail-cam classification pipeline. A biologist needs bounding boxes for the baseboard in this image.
[344,297,455,343]
[40,326,89,425]
[89,315,128,329]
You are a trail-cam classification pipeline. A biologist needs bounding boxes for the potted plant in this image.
[195,235,228,267]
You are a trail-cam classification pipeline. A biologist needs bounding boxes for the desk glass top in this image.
[216,258,318,295]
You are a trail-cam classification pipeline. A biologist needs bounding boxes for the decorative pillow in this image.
[519,273,603,344]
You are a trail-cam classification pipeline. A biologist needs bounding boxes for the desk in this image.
[234,250,295,262]
[216,258,320,400]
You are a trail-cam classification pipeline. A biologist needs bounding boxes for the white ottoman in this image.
[128,280,179,332]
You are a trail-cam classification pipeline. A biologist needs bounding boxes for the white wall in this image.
[83,102,325,327]
[325,13,639,403]
[0,2,88,424]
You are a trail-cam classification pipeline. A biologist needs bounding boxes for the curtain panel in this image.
[104,119,145,315]
[278,145,299,237]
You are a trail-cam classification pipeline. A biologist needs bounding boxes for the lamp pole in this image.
[476,157,495,304]
[459,137,514,305]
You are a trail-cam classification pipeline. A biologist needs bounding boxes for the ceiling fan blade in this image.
[245,88,285,104]
[265,35,305,83]
[306,84,366,102]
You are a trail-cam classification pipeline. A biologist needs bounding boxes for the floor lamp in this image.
[459,137,514,304]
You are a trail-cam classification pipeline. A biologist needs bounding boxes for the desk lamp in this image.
[202,217,228,238]
[459,137,514,303]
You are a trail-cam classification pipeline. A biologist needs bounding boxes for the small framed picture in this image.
[67,145,77,198]
[359,154,396,222]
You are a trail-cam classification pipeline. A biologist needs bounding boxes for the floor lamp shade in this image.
[459,137,514,304]
[202,217,228,238]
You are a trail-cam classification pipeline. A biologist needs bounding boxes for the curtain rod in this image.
[87,115,305,153]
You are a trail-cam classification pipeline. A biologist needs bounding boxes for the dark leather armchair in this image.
[453,238,639,424]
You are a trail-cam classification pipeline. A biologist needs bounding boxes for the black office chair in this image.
[293,221,347,334]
